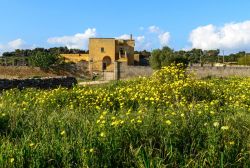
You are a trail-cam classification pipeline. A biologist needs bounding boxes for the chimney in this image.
[130,34,133,40]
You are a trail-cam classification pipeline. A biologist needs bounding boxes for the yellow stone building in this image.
[61,54,89,63]
[61,35,135,71]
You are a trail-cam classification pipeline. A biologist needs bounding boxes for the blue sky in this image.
[1,0,250,54]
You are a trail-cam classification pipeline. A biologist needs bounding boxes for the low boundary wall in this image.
[0,77,77,90]
[115,62,153,80]
[188,65,250,78]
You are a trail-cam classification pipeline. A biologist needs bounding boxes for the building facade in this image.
[61,35,135,71]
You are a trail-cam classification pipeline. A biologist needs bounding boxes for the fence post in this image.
[114,61,119,80]
[89,59,93,79]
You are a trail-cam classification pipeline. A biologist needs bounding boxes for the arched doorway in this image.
[102,56,112,70]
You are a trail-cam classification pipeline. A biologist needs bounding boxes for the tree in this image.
[150,47,189,69]
[204,49,220,63]
[238,54,250,65]
[149,49,162,69]
[187,48,203,63]
[30,51,60,70]
[1,47,88,58]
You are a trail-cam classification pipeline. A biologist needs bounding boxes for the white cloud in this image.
[189,20,250,51]
[116,34,145,42]
[8,39,25,49]
[116,34,147,50]
[158,32,170,46]
[117,25,171,50]
[139,26,145,31]
[147,26,171,48]
[47,28,97,49]
[0,39,26,55]
[148,25,161,33]
[181,46,192,51]
[136,36,145,43]
[116,34,131,39]
[135,36,148,50]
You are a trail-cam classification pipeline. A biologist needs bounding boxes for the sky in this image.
[1,0,250,55]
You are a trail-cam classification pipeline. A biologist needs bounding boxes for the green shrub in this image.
[29,52,60,70]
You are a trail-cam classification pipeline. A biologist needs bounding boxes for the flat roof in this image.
[89,38,115,39]
[89,38,135,41]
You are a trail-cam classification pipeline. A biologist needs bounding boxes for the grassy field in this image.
[0,65,249,167]
[0,65,89,81]
[0,66,58,79]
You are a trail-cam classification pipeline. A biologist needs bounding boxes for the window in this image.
[120,48,126,58]
[120,48,125,55]
[101,47,105,53]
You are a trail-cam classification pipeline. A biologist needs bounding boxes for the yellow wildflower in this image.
[10,158,14,163]
[165,120,172,125]
[60,130,66,136]
[213,122,219,127]
[221,126,229,130]
[100,132,106,137]
[29,143,35,147]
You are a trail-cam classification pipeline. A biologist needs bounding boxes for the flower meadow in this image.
[0,65,250,167]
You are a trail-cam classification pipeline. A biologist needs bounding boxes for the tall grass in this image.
[0,65,249,167]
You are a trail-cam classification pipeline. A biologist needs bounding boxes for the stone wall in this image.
[0,77,77,91]
[188,65,250,78]
[116,63,250,80]
[117,62,153,79]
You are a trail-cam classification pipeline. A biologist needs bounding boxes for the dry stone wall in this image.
[116,62,153,79]
[0,77,77,91]
[188,65,250,78]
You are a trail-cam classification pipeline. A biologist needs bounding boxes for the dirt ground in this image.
[0,66,58,79]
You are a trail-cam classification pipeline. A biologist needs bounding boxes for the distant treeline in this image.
[2,47,88,57]
[149,47,250,69]
[1,47,250,68]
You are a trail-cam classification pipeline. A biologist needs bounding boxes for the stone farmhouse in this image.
[61,35,142,72]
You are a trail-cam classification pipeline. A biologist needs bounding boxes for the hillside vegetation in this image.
[0,65,249,167]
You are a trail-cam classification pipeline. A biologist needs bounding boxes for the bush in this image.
[29,51,60,70]
[150,47,189,69]
[238,55,250,65]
